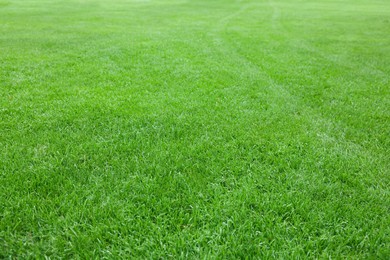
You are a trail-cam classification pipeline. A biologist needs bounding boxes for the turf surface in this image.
[1,0,389,258]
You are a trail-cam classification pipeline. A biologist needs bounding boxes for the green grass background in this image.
[1,0,389,258]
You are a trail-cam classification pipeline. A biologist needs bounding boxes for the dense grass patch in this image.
[1,0,389,258]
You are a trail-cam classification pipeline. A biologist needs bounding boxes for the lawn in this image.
[0,0,389,258]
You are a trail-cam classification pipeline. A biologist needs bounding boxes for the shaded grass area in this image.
[1,0,389,258]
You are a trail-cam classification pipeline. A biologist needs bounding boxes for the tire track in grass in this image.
[208,2,389,251]
[209,0,298,111]
[272,1,390,160]
[217,1,254,27]
[264,1,390,188]
[208,0,388,190]
[211,1,388,177]
[210,3,389,248]
[268,0,282,31]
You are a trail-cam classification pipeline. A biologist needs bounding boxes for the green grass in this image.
[1,0,389,258]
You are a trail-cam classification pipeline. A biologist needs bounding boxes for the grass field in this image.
[1,0,389,258]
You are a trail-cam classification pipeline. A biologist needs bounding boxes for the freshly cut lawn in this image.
[1,0,389,258]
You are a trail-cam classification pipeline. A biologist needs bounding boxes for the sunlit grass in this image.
[0,0,389,258]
